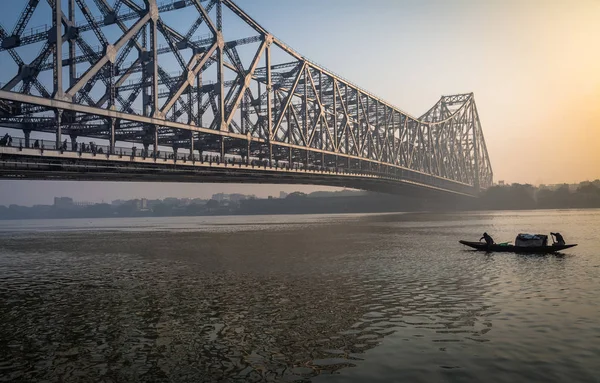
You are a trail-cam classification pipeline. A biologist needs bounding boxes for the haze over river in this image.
[1,210,599,382]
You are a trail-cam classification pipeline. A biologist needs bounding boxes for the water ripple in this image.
[0,211,599,382]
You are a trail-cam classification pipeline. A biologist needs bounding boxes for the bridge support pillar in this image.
[109,118,115,154]
[23,130,31,148]
[55,109,62,150]
[70,134,77,151]
[246,140,250,165]
[189,131,194,161]
[220,137,224,163]
[305,150,309,170]
[268,142,272,167]
[153,125,158,157]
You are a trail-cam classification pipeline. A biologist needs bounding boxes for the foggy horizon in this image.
[0,181,347,206]
[2,177,600,207]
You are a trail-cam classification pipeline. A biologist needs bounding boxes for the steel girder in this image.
[0,0,493,192]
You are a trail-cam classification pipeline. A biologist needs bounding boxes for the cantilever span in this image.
[0,0,493,196]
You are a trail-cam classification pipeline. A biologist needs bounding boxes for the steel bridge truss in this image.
[0,0,493,192]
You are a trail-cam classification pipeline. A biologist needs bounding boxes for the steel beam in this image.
[52,0,63,98]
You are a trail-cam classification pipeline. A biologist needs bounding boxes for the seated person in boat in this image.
[551,232,565,245]
[480,232,495,245]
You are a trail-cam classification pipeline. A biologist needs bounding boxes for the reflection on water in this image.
[0,210,599,382]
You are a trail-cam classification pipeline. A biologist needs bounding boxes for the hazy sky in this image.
[1,0,599,205]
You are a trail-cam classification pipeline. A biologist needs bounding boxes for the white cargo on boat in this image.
[515,233,548,247]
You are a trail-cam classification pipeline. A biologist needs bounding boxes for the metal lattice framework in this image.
[0,0,493,194]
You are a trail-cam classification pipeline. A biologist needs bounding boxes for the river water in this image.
[0,210,599,382]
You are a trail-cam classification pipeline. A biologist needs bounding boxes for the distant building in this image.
[543,183,574,191]
[279,191,288,199]
[229,193,246,202]
[141,198,148,210]
[163,197,180,205]
[498,180,505,186]
[132,199,141,210]
[210,193,250,202]
[54,197,73,208]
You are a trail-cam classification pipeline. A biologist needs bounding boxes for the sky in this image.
[1,0,599,205]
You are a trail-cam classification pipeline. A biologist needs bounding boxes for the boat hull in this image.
[459,240,577,253]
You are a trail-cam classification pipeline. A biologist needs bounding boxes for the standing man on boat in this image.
[551,232,565,245]
[480,232,495,246]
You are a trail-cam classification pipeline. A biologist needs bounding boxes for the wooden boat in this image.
[459,240,577,253]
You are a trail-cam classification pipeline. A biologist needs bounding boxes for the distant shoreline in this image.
[2,182,599,221]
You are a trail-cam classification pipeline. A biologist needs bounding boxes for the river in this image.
[0,210,599,382]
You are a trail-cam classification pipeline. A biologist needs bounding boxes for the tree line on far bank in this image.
[1,181,599,220]
[476,180,600,210]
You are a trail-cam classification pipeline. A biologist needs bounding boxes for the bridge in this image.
[0,0,493,198]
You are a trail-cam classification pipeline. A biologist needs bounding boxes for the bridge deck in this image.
[0,144,476,198]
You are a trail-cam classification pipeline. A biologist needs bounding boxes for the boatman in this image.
[480,232,495,246]
[551,232,565,245]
